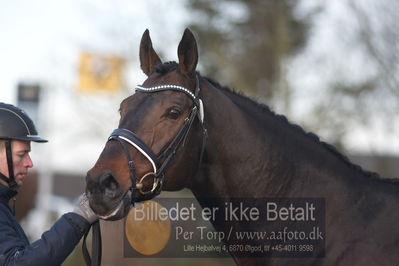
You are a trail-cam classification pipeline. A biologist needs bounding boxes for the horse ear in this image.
[140,29,162,76]
[178,28,198,75]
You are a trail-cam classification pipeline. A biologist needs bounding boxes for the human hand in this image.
[73,193,98,224]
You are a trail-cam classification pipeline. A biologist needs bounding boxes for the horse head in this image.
[85,29,206,219]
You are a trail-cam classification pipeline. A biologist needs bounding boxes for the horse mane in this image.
[153,61,395,184]
[202,76,399,184]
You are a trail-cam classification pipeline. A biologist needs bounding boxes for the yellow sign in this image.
[78,52,124,92]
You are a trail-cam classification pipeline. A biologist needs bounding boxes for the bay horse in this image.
[85,29,399,265]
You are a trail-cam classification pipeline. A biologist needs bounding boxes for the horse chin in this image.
[98,191,132,221]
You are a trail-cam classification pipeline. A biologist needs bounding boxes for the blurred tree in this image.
[187,0,398,153]
[186,0,315,111]
[293,0,399,150]
[349,0,399,101]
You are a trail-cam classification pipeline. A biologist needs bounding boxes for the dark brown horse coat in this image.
[86,29,399,266]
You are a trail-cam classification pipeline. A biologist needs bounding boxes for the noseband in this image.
[108,75,206,203]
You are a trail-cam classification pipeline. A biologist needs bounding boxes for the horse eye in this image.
[167,107,182,120]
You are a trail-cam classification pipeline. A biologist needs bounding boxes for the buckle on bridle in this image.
[136,172,160,195]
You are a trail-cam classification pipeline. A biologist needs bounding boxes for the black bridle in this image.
[83,76,207,266]
[108,75,206,203]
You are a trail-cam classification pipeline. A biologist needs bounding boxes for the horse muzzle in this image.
[97,190,132,221]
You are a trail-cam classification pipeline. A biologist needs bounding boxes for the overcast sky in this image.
[0,0,189,102]
[0,0,192,173]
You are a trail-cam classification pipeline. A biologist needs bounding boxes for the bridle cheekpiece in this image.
[107,75,206,204]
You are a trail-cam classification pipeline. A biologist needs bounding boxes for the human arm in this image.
[0,212,89,266]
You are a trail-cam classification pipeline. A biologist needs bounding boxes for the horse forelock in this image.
[155,61,179,74]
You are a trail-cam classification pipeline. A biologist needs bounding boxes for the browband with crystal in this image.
[135,84,197,102]
[107,75,206,205]
[135,80,204,124]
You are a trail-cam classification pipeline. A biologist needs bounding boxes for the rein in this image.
[83,75,207,266]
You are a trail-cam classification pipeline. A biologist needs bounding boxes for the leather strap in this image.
[158,106,198,174]
[0,173,10,185]
[0,140,17,190]
[82,220,102,266]
[111,137,139,203]
[109,128,161,173]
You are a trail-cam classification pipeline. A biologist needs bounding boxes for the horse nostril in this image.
[99,171,119,198]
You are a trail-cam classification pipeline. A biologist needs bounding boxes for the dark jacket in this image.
[0,184,90,266]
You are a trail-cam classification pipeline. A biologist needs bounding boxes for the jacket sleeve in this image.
[1,212,90,266]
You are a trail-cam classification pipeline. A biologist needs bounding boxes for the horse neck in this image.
[190,78,370,201]
[188,78,399,264]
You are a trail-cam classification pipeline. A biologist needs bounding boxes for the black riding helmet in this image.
[0,102,47,189]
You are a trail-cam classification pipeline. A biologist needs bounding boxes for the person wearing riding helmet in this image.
[0,102,98,266]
